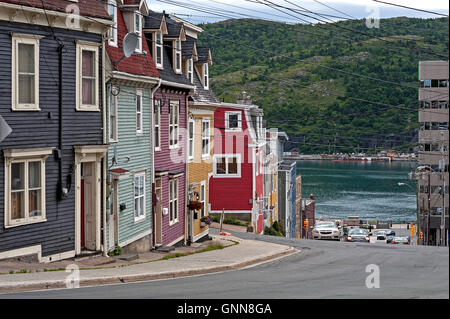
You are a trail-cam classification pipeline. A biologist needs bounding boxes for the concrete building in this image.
[417,60,449,246]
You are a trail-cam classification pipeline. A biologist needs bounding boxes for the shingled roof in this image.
[144,11,164,30]
[164,15,183,39]
[0,0,111,20]
[182,36,196,60]
[158,41,192,86]
[191,67,219,104]
[196,47,211,64]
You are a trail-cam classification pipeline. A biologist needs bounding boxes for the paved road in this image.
[1,230,448,299]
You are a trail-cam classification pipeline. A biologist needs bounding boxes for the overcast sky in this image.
[147,0,449,24]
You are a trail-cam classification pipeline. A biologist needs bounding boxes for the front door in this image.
[83,162,96,251]
[154,178,163,246]
[108,180,119,250]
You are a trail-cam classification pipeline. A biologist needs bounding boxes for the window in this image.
[202,118,210,158]
[200,181,206,218]
[108,0,117,46]
[136,90,143,135]
[169,100,179,148]
[155,177,162,203]
[203,63,209,89]
[76,42,99,111]
[225,111,242,131]
[188,118,194,161]
[12,34,41,111]
[135,13,142,52]
[213,154,241,177]
[109,87,118,142]
[3,148,52,228]
[155,32,163,68]
[169,179,178,225]
[174,39,181,74]
[186,58,193,83]
[134,172,145,221]
[154,99,161,150]
[421,79,449,88]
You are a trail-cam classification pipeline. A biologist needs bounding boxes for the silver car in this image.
[312,222,340,240]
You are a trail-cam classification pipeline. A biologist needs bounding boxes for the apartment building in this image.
[417,60,449,246]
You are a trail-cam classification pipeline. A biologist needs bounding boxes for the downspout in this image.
[56,42,65,202]
[184,92,190,246]
[102,39,108,256]
[150,78,162,249]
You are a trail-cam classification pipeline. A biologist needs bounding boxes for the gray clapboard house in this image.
[0,0,112,262]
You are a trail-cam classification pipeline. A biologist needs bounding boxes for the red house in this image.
[209,93,266,233]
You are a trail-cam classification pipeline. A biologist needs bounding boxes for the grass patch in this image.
[211,215,249,227]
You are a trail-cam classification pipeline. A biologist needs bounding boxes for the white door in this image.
[83,162,96,251]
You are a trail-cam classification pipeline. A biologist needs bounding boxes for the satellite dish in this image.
[123,32,139,58]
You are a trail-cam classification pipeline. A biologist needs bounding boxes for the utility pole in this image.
[440,131,447,246]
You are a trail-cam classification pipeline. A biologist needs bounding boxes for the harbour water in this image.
[297,160,418,222]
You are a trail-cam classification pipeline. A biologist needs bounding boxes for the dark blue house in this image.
[0,0,113,262]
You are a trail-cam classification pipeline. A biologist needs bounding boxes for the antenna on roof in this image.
[112,32,147,68]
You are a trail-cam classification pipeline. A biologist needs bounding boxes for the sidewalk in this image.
[0,235,297,294]
[210,221,248,233]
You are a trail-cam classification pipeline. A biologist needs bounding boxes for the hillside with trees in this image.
[198,17,449,154]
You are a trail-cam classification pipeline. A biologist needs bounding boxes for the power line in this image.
[373,0,449,17]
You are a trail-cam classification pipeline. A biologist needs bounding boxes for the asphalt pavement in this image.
[1,229,448,299]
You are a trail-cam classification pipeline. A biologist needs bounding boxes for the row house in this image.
[104,0,160,253]
[209,93,266,234]
[174,18,219,243]
[264,128,280,230]
[143,11,193,248]
[0,0,113,261]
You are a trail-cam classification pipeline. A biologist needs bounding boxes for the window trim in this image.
[3,147,53,228]
[108,0,118,47]
[201,118,210,159]
[203,63,209,89]
[154,98,161,151]
[169,100,180,149]
[188,117,195,161]
[169,178,179,225]
[225,111,242,132]
[213,154,241,178]
[108,86,118,142]
[186,58,193,83]
[174,39,182,74]
[133,171,146,222]
[136,89,143,135]
[154,31,163,69]
[11,34,42,111]
[76,41,100,111]
[134,12,142,53]
[200,180,206,218]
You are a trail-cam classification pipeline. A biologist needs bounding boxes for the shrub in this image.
[108,246,122,256]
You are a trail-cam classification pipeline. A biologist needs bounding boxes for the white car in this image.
[312,222,341,240]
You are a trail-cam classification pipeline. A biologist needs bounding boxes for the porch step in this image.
[155,245,175,252]
[115,253,139,261]
[74,250,103,261]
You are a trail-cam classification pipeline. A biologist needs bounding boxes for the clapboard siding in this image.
[0,20,104,258]
[154,89,187,246]
[106,85,152,249]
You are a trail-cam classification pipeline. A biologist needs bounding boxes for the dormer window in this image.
[186,58,193,83]
[107,0,117,46]
[135,12,142,52]
[203,63,209,89]
[174,39,182,74]
[155,32,163,68]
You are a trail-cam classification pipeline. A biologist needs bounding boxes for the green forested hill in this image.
[198,17,449,154]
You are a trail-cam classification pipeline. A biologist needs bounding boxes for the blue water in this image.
[296,160,417,222]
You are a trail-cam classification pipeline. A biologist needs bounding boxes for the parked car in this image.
[373,230,387,243]
[385,230,396,243]
[346,228,370,242]
[312,222,340,240]
[391,236,410,245]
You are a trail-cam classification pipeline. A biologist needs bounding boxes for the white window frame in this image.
[108,87,118,142]
[213,154,241,178]
[136,89,143,135]
[11,34,42,111]
[203,63,209,89]
[76,41,99,111]
[225,111,242,132]
[169,178,179,225]
[256,152,259,176]
[202,118,210,159]
[169,100,179,149]
[134,12,142,53]
[186,58,193,83]
[155,31,163,69]
[154,98,161,151]
[174,39,182,74]
[3,148,53,228]
[133,171,146,222]
[188,118,195,161]
[200,180,206,218]
[108,0,118,47]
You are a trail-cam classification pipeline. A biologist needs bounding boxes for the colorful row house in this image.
[209,93,267,234]
[0,0,113,261]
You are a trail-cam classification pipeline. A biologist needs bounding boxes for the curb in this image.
[0,246,298,294]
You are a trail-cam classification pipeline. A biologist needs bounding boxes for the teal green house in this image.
[104,1,160,253]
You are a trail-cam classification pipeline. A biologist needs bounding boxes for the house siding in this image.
[154,89,187,246]
[0,20,104,258]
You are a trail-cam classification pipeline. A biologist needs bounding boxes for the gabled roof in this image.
[121,0,148,13]
[164,15,185,40]
[0,0,111,20]
[144,10,168,34]
[196,47,212,65]
[190,67,219,104]
[106,5,159,78]
[157,41,192,87]
[182,36,197,60]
